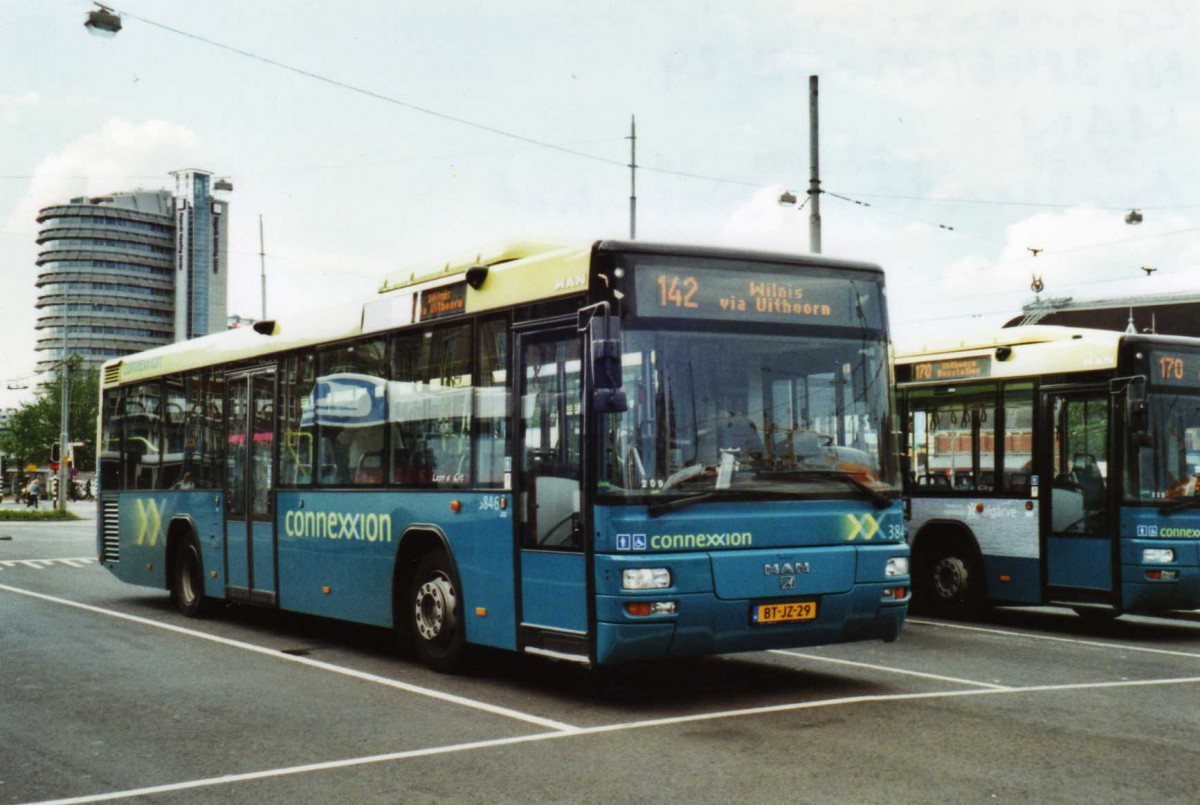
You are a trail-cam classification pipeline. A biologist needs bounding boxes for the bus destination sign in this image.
[1151,350,1200,387]
[418,282,467,321]
[633,264,879,328]
[910,357,991,382]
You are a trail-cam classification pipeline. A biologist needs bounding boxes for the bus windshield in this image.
[598,326,896,500]
[1129,387,1200,502]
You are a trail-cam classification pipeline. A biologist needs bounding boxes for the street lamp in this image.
[57,304,70,512]
[84,4,122,37]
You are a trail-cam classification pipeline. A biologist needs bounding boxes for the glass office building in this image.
[34,170,229,374]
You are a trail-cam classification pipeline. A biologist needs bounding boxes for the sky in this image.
[2,0,1199,407]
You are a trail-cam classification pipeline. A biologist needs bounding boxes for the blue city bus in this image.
[895,325,1200,619]
[97,240,909,671]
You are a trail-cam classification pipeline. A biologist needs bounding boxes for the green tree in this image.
[0,356,99,473]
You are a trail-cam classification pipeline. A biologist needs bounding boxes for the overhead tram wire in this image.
[834,191,1200,213]
[900,224,1200,292]
[95,8,795,194]
[80,8,1200,242]
[824,191,960,233]
[112,9,631,171]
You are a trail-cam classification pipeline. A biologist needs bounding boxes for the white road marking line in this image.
[0,557,96,569]
[57,558,95,568]
[0,583,578,733]
[769,649,1010,689]
[29,674,1200,805]
[907,617,1200,661]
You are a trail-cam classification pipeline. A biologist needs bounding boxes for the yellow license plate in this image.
[754,601,818,624]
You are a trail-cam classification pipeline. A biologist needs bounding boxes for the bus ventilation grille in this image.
[103,363,122,385]
[101,498,120,563]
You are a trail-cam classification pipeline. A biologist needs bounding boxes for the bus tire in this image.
[917,538,985,619]
[170,536,212,618]
[409,549,467,673]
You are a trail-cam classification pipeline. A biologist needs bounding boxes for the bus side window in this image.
[1001,384,1034,496]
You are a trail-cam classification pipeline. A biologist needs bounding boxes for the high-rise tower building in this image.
[171,170,229,340]
[34,169,229,374]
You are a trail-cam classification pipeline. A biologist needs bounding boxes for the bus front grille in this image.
[101,498,120,563]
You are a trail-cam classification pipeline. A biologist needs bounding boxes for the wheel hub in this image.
[414,573,457,641]
[932,556,969,600]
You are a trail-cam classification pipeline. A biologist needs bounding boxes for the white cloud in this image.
[0,119,209,406]
[0,92,40,123]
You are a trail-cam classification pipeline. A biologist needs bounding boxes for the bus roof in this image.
[101,238,886,389]
[102,239,595,389]
[894,325,1127,383]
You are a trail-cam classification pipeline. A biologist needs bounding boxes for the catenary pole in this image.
[628,116,637,240]
[808,75,821,254]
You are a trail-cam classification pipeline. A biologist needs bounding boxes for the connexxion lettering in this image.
[650,532,753,550]
[283,509,394,543]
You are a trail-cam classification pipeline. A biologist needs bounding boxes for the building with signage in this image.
[34,169,229,374]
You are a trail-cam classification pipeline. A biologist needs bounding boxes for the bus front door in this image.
[1042,391,1114,598]
[515,327,590,661]
[224,368,278,605]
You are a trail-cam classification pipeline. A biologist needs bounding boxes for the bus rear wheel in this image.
[917,540,985,619]
[409,550,467,673]
[171,537,212,618]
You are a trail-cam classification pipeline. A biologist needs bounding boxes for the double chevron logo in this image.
[844,513,880,541]
[132,498,168,546]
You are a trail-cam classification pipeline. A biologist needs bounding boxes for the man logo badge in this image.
[764,562,810,575]
[765,562,809,589]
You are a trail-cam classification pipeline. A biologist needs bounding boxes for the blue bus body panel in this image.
[100,491,224,593]
[591,499,909,665]
[1046,536,1112,590]
[225,519,250,591]
[252,521,276,597]
[1119,507,1200,611]
[980,555,1041,604]
[520,551,588,633]
[275,491,518,650]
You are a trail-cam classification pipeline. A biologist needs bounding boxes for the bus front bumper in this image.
[594,582,908,667]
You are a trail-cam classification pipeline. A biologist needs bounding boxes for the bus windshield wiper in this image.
[754,469,893,510]
[648,492,717,518]
[1159,494,1200,516]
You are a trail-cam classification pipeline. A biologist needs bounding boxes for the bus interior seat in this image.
[355,452,383,485]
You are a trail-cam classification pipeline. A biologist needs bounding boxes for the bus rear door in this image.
[515,327,590,661]
[1042,389,1115,600]
[224,368,278,605]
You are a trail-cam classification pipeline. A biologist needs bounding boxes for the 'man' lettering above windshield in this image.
[633,263,883,328]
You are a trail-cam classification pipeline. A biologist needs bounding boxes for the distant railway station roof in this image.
[1005,290,1200,337]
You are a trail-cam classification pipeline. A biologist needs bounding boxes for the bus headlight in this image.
[1143,548,1175,564]
[622,568,671,590]
[885,557,909,577]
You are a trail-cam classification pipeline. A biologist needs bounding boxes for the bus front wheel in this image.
[917,540,985,619]
[409,550,467,673]
[170,537,212,618]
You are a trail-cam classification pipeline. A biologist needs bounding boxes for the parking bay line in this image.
[768,649,1011,689]
[0,582,578,733]
[31,674,1200,805]
[907,617,1200,661]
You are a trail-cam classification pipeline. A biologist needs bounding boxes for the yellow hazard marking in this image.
[133,499,164,547]
[845,513,880,541]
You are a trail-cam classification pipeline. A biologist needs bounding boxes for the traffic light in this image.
[50,442,61,463]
